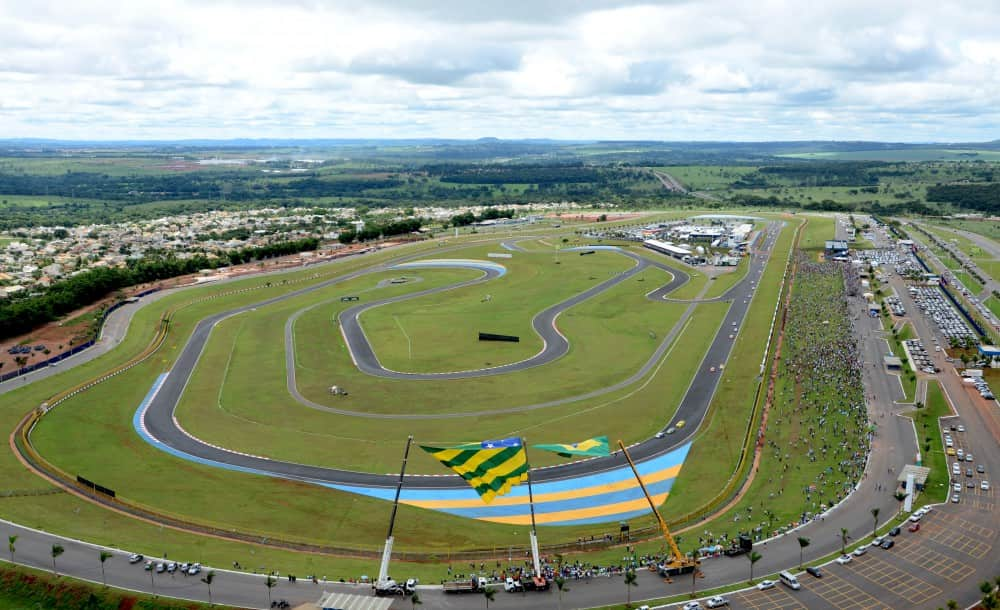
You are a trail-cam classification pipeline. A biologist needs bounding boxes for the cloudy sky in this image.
[1,0,999,141]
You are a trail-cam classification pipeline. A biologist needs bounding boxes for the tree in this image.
[554,575,568,610]
[7,534,16,562]
[748,551,762,583]
[840,528,850,555]
[99,551,112,586]
[51,544,64,576]
[202,570,215,605]
[894,490,908,504]
[482,585,495,608]
[410,592,423,608]
[624,569,637,608]
[871,507,880,539]
[266,575,277,606]
[797,537,810,570]
[947,600,958,610]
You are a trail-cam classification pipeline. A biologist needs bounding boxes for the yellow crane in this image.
[618,440,697,576]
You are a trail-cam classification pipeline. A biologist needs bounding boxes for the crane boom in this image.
[617,440,689,567]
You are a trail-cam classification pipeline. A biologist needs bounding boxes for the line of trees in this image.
[447,207,515,227]
[0,237,319,340]
[337,218,422,244]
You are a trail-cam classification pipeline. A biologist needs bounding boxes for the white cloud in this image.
[0,0,997,140]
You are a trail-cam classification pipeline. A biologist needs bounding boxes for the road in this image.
[914,220,1000,300]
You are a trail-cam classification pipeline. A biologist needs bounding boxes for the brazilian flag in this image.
[534,436,610,458]
[420,437,529,503]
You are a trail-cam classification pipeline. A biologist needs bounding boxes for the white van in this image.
[779,570,801,590]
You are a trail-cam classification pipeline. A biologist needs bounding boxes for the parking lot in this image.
[941,416,993,509]
[668,506,996,610]
[908,286,977,342]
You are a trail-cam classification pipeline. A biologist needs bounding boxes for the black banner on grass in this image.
[478,333,520,342]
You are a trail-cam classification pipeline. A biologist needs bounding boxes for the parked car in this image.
[128,553,143,564]
[983,481,991,491]
[155,563,166,573]
[977,464,985,473]
[880,539,895,549]
[806,566,823,578]
[952,494,961,503]
[706,596,729,608]
[143,561,153,571]
[756,579,776,590]
[682,602,702,610]
[188,563,202,575]
[909,522,920,532]
[852,544,868,557]
[889,526,901,537]
[836,555,852,565]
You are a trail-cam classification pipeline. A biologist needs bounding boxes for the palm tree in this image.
[51,544,64,576]
[265,575,277,606]
[871,507,880,539]
[840,528,850,555]
[624,569,637,608]
[748,551,762,583]
[797,537,810,570]
[894,490,908,505]
[554,575,568,610]
[947,600,957,610]
[98,551,112,586]
[7,535,15,562]
[201,570,215,605]
[482,585,495,608]
[410,592,422,608]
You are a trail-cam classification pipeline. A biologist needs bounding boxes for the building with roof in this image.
[897,464,931,491]
[643,239,692,259]
[825,240,849,256]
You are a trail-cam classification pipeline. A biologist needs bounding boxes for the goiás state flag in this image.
[420,437,529,503]
[533,436,610,458]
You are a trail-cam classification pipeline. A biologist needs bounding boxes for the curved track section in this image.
[338,249,686,380]
[135,223,781,506]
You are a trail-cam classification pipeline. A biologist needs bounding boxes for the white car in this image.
[757,579,776,590]
[853,544,868,556]
[127,553,143,564]
[682,603,702,610]
[983,481,991,491]
[706,597,729,608]
[957,425,965,432]
[872,536,885,547]
[188,563,202,575]
[835,554,852,565]
[952,494,960,503]
[953,482,962,492]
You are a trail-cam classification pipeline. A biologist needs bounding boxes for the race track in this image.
[139,222,782,492]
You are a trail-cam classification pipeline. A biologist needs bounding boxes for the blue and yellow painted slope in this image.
[330,443,690,526]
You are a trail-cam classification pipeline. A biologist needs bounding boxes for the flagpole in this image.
[377,435,413,586]
[522,438,542,580]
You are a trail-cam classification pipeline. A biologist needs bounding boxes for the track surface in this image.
[141,223,780,490]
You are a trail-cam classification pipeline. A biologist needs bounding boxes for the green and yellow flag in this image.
[420,437,528,503]
[533,436,610,458]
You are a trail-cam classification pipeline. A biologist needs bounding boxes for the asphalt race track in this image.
[139,222,782,491]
